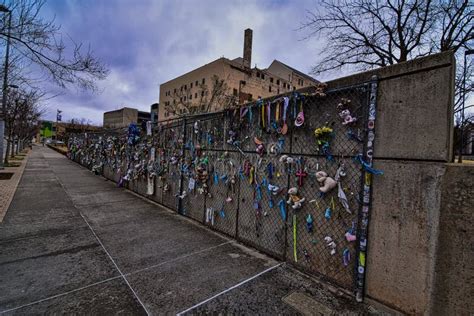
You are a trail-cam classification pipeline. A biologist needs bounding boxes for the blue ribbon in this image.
[354,154,384,175]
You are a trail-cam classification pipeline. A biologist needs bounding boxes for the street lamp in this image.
[0,4,12,169]
[458,48,474,163]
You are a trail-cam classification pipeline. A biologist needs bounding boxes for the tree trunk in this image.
[4,137,11,164]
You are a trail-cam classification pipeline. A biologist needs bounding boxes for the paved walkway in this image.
[0,146,377,315]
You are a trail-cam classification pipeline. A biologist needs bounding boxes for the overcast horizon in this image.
[35,0,341,125]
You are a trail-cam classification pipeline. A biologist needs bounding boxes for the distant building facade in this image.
[150,103,159,122]
[103,107,151,128]
[158,29,319,121]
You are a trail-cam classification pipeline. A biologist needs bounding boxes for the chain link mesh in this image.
[67,84,372,295]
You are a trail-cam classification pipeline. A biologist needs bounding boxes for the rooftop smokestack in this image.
[243,28,252,69]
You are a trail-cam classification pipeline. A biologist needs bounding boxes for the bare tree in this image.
[0,0,108,91]
[163,74,237,118]
[3,87,43,163]
[302,0,473,74]
[302,0,473,145]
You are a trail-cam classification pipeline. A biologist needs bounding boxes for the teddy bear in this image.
[287,187,305,209]
[339,109,357,125]
[313,82,328,97]
[315,171,337,193]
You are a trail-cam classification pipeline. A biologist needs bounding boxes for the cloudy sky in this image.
[36,0,335,124]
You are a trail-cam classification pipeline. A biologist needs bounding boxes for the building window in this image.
[269,86,272,92]
[180,86,183,92]
[270,77,273,83]
[256,72,260,78]
[184,96,187,101]
[173,99,176,104]
[195,80,198,86]
[202,78,205,84]
[184,84,187,90]
[276,80,280,85]
[190,82,193,88]
[174,88,176,93]
[180,97,183,102]
[201,91,205,97]
[261,74,265,80]
[233,88,238,96]
[293,86,296,91]
[189,94,192,100]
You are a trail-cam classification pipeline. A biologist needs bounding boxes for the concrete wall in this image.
[327,51,458,314]
[432,164,474,315]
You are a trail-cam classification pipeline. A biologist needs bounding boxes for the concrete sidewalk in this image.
[0,146,378,315]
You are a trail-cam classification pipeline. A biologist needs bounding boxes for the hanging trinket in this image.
[303,249,310,260]
[306,214,313,233]
[345,221,357,242]
[254,137,265,156]
[339,109,357,125]
[316,171,337,194]
[282,97,289,135]
[354,154,384,175]
[324,205,331,220]
[278,199,287,221]
[335,164,351,214]
[343,248,351,266]
[287,187,305,210]
[293,214,298,262]
[295,99,305,127]
[296,157,308,187]
[205,207,215,226]
[324,236,337,255]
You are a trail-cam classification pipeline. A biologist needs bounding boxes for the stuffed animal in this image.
[324,236,337,255]
[339,109,357,125]
[315,171,337,193]
[254,137,265,156]
[287,187,305,209]
[313,82,328,97]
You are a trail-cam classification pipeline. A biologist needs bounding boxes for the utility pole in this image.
[0,4,12,169]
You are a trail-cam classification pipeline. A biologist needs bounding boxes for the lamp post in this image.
[458,49,474,163]
[0,4,12,169]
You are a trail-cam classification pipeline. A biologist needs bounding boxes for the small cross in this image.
[296,168,307,187]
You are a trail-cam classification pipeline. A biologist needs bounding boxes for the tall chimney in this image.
[243,28,252,69]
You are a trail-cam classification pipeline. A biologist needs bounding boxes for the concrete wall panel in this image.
[432,164,474,315]
[366,160,445,314]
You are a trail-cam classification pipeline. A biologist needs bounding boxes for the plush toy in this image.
[287,187,305,209]
[339,109,357,125]
[324,236,337,255]
[315,171,337,193]
[313,82,328,97]
[268,183,280,195]
[227,130,238,145]
[254,137,265,156]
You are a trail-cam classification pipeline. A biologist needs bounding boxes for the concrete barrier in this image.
[328,51,461,314]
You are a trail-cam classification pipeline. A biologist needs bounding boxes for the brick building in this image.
[103,107,151,128]
[158,29,319,121]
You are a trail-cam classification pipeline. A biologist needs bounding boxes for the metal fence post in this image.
[355,75,378,302]
[177,117,187,214]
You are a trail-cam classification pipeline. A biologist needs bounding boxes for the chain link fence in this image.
[67,80,378,298]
